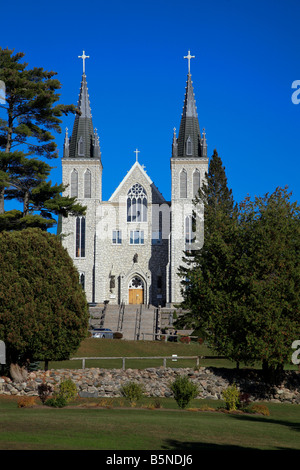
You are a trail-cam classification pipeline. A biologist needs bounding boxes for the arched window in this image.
[127,183,147,222]
[78,136,84,156]
[186,136,192,155]
[76,216,86,257]
[193,169,200,197]
[71,169,78,198]
[128,276,144,289]
[180,169,187,199]
[84,169,91,198]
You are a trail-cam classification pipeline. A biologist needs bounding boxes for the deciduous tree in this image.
[0,228,89,369]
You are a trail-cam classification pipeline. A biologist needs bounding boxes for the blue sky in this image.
[1,0,300,219]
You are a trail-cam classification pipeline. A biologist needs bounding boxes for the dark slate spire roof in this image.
[173,70,207,159]
[63,72,101,161]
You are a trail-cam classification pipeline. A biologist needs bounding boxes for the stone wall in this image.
[1,367,300,404]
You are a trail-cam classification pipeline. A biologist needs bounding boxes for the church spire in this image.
[77,73,92,119]
[174,50,206,159]
[65,51,101,161]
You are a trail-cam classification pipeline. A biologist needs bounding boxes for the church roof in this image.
[173,52,207,159]
[63,70,101,161]
[108,160,166,202]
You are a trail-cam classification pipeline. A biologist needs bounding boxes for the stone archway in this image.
[128,276,144,305]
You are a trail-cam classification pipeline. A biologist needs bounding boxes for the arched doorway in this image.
[128,276,144,305]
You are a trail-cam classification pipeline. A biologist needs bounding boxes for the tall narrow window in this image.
[78,136,84,156]
[180,169,187,198]
[84,169,91,198]
[112,230,122,244]
[79,272,85,290]
[185,215,193,251]
[186,136,192,155]
[152,211,162,245]
[193,169,200,197]
[76,216,86,257]
[127,184,147,222]
[71,169,78,198]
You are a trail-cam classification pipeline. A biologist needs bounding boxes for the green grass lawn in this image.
[0,396,300,450]
[44,338,299,371]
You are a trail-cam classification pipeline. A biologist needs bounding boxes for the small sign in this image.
[0,341,6,365]
[172,354,177,362]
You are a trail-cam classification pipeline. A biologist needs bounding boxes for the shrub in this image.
[43,379,77,408]
[45,396,67,408]
[17,396,36,408]
[249,404,270,416]
[38,383,53,404]
[10,364,28,383]
[222,384,240,411]
[179,336,191,344]
[113,332,123,339]
[239,392,251,409]
[58,379,78,403]
[170,375,198,409]
[120,381,144,406]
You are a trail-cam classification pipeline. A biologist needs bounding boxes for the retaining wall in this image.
[1,367,300,404]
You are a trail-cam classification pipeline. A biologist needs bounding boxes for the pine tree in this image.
[178,149,242,360]
[0,47,85,230]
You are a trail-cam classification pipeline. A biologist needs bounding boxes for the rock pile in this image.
[0,366,299,404]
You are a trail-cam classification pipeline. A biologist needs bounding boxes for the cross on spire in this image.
[184,50,195,75]
[78,50,90,74]
[134,148,140,162]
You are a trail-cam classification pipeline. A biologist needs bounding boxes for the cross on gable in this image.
[134,148,140,162]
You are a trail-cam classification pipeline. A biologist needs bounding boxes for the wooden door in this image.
[129,289,144,304]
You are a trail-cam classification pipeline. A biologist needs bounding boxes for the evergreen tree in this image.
[236,187,300,378]
[0,47,85,230]
[178,150,256,365]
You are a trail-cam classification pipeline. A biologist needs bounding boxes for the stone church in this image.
[58,51,208,308]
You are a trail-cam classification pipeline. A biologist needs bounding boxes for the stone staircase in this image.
[89,303,158,341]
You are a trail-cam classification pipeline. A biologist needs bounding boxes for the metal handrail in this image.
[70,354,219,370]
[117,302,125,331]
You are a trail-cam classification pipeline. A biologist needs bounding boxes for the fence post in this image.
[122,357,126,370]
[163,358,166,367]
[196,356,199,367]
[82,358,85,369]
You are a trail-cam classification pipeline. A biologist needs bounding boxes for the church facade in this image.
[59,51,208,307]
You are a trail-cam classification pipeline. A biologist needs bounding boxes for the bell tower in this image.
[60,51,103,303]
[169,51,208,305]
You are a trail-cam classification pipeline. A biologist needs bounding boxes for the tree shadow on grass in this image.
[229,413,300,435]
[162,413,300,451]
[161,439,260,451]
